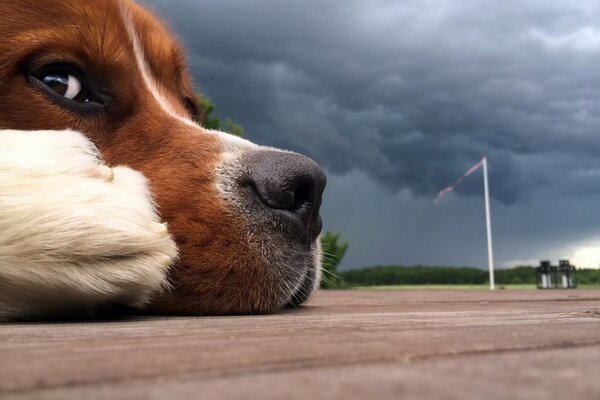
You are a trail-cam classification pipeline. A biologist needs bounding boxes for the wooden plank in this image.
[1,290,599,399]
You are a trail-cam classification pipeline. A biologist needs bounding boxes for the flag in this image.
[435,157,485,203]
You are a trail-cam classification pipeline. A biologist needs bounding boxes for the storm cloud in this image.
[141,0,600,269]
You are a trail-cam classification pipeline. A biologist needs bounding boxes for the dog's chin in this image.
[148,238,321,315]
[223,220,322,313]
[287,259,320,308]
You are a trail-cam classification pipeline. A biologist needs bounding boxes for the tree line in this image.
[318,229,600,288]
[336,265,600,287]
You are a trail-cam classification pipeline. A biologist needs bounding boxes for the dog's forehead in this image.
[0,0,187,83]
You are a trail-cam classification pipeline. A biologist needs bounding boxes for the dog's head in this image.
[0,0,326,314]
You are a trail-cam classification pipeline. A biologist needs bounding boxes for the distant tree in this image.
[224,118,244,137]
[575,268,600,285]
[197,96,221,130]
[197,95,244,137]
[320,231,349,289]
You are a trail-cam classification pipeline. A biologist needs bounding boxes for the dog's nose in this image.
[246,151,326,242]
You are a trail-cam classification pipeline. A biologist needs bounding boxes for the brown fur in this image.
[0,0,316,314]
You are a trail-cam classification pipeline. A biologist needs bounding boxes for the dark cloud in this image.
[139,0,600,268]
[142,0,600,204]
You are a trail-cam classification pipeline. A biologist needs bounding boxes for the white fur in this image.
[0,130,177,320]
[119,4,256,151]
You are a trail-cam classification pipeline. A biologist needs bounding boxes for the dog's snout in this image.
[250,153,325,210]
[246,151,326,241]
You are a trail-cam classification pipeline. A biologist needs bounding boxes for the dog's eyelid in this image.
[28,61,86,79]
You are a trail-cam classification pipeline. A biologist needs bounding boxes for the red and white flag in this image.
[435,157,485,203]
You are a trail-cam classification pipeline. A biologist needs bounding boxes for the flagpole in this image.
[482,157,495,290]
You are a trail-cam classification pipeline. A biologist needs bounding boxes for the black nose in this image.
[246,151,326,242]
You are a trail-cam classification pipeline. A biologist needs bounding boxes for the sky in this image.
[141,0,600,270]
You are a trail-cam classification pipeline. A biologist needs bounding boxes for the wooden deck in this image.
[2,290,600,399]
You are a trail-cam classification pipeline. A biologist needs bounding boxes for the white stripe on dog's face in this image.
[118,2,254,151]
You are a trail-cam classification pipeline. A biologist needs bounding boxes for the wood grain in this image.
[1,290,599,399]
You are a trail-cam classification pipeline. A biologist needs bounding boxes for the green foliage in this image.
[494,266,536,284]
[339,264,600,287]
[197,95,243,136]
[341,265,488,286]
[320,231,349,289]
[197,96,221,130]
[224,118,244,137]
[576,269,600,285]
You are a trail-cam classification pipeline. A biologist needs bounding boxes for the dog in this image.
[0,0,326,319]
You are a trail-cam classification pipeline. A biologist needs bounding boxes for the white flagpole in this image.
[482,157,495,290]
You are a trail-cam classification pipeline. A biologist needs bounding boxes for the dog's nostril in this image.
[293,182,313,211]
[252,177,315,212]
[246,151,326,241]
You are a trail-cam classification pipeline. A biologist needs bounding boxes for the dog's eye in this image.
[27,64,105,112]
[37,72,96,104]
[41,73,84,101]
